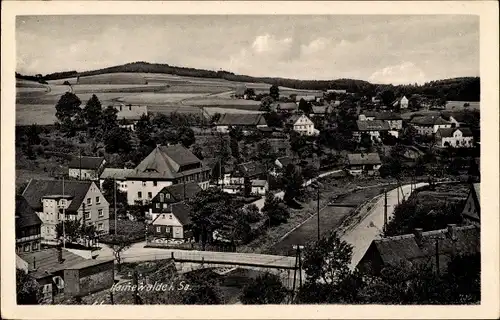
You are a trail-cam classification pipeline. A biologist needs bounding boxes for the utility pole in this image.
[316,186,320,242]
[133,270,140,305]
[291,245,304,302]
[435,238,440,277]
[114,178,117,235]
[62,175,66,248]
[383,188,388,236]
[79,149,82,181]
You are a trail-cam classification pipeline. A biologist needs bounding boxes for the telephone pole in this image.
[114,178,117,235]
[383,188,388,236]
[62,175,66,248]
[79,149,82,180]
[291,245,304,301]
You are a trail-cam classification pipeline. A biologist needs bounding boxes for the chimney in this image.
[57,245,64,264]
[447,224,457,241]
[414,228,423,246]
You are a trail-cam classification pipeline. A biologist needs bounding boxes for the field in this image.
[16,72,322,126]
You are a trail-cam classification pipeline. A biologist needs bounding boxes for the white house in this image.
[287,114,319,136]
[410,116,452,135]
[126,145,210,205]
[346,153,382,176]
[68,156,105,181]
[22,179,110,243]
[354,120,390,142]
[251,180,268,195]
[99,168,135,193]
[400,96,409,109]
[215,113,268,134]
[435,127,474,148]
[111,104,148,131]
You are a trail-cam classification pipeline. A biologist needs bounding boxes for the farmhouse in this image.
[148,202,192,240]
[147,182,202,221]
[287,114,319,136]
[215,113,268,133]
[410,116,452,135]
[441,111,471,128]
[126,144,210,205]
[68,156,106,181]
[461,183,480,227]
[310,105,329,117]
[112,104,148,131]
[435,127,474,148]
[99,168,135,193]
[16,195,42,254]
[22,179,110,243]
[346,153,382,176]
[251,179,269,195]
[392,96,409,109]
[357,225,479,275]
[353,120,390,142]
[296,95,319,103]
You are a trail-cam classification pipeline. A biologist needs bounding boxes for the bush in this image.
[102,220,145,243]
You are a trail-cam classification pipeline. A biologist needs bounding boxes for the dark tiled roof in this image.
[18,248,88,279]
[411,116,450,126]
[68,156,105,170]
[436,127,474,138]
[128,145,207,179]
[369,225,479,268]
[100,168,135,180]
[275,102,297,111]
[217,113,267,126]
[16,195,42,229]
[152,182,202,203]
[311,106,328,114]
[152,202,192,226]
[22,179,92,212]
[347,153,381,166]
[356,120,390,131]
[237,161,266,178]
[362,112,402,120]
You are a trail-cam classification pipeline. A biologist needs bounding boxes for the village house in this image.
[99,168,135,193]
[17,248,114,303]
[146,182,201,221]
[392,96,409,109]
[287,114,320,136]
[326,89,347,94]
[22,179,110,243]
[462,183,480,227]
[251,180,269,195]
[441,111,471,128]
[310,105,329,117]
[148,202,192,240]
[68,156,106,181]
[410,115,452,135]
[224,161,268,193]
[357,225,480,275]
[346,153,382,176]
[358,112,403,137]
[435,127,474,148]
[16,195,42,254]
[126,144,210,205]
[353,120,390,142]
[111,104,148,131]
[215,113,268,134]
[295,95,318,103]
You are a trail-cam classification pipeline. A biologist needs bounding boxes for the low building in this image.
[326,89,347,94]
[441,111,471,128]
[215,113,268,133]
[22,179,110,243]
[148,202,192,240]
[392,96,409,109]
[251,179,268,195]
[462,183,480,227]
[435,127,474,148]
[346,153,382,176]
[68,156,106,181]
[274,156,294,171]
[354,120,390,142]
[357,225,480,275]
[111,104,148,131]
[126,145,211,205]
[99,168,135,193]
[287,114,319,136]
[310,105,329,117]
[63,259,115,299]
[410,116,452,135]
[16,195,42,253]
[272,102,297,113]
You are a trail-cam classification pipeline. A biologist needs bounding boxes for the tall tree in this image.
[83,94,103,127]
[262,193,289,226]
[269,84,280,101]
[298,98,313,115]
[16,269,41,304]
[282,164,304,204]
[240,273,288,304]
[135,114,155,147]
[177,126,196,148]
[259,96,274,112]
[102,106,119,130]
[104,127,132,153]
[55,92,82,123]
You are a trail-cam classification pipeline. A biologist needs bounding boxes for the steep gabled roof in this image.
[347,153,381,166]
[22,179,92,212]
[16,195,42,229]
[368,225,479,268]
[152,202,192,226]
[152,182,202,203]
[436,127,474,138]
[100,168,135,180]
[217,113,266,126]
[68,156,105,170]
[356,120,390,131]
[276,156,293,167]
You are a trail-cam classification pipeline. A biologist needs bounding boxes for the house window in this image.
[165,193,171,199]
[138,192,142,199]
[156,226,161,233]
[169,215,172,219]
[96,196,100,204]
[98,209,104,218]
[153,181,157,187]
[84,212,91,219]
[32,242,39,251]
[24,243,30,252]
[98,223,104,231]
[163,203,168,208]
[159,193,164,202]
[148,192,153,199]
[156,203,160,209]
[87,198,92,205]
[142,181,147,187]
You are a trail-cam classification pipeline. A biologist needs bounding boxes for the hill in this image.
[16,61,480,101]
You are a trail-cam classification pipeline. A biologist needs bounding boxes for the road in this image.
[249,169,343,211]
[342,182,427,269]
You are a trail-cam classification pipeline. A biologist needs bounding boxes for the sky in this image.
[16,15,479,84]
